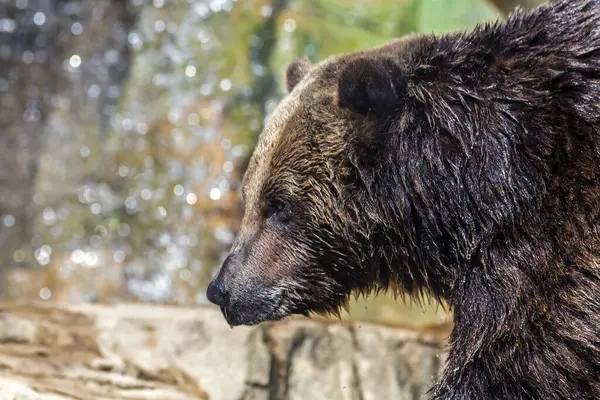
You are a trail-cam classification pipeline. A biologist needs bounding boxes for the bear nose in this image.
[206,278,229,307]
[206,254,234,307]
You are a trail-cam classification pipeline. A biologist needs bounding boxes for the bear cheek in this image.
[250,228,303,279]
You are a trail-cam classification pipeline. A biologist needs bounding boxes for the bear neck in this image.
[340,1,600,396]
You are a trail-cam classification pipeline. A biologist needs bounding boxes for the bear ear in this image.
[337,57,404,116]
[286,57,312,93]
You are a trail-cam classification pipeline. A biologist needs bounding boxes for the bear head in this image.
[206,36,548,326]
[206,42,419,326]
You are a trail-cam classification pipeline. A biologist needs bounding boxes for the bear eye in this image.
[264,199,291,221]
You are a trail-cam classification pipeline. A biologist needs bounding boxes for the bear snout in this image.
[206,254,234,308]
[206,277,230,308]
[206,253,286,326]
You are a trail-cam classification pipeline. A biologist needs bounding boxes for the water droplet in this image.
[42,208,57,224]
[260,6,273,17]
[125,197,137,210]
[173,185,184,196]
[35,245,52,266]
[154,20,166,33]
[128,32,143,50]
[80,146,90,157]
[197,30,210,43]
[71,22,83,35]
[185,65,197,77]
[33,12,46,26]
[209,188,222,201]
[141,189,152,200]
[122,118,134,130]
[84,252,99,267]
[71,250,85,264]
[36,256,50,266]
[168,109,181,124]
[88,84,101,97]
[283,18,297,33]
[195,3,210,18]
[113,250,125,263]
[69,55,82,68]
[219,79,232,91]
[3,215,15,227]
[186,193,197,205]
[156,206,167,219]
[200,83,213,96]
[0,19,16,33]
[209,0,223,12]
[16,0,28,10]
[22,51,35,64]
[118,165,129,177]
[105,49,119,64]
[153,0,165,8]
[39,288,52,301]
[90,203,102,215]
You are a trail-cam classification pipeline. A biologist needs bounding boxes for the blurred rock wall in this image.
[0,302,450,400]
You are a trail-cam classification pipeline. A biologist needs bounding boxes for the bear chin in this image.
[217,293,304,327]
[221,298,323,327]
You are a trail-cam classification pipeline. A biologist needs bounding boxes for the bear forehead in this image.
[241,58,340,206]
[239,35,419,208]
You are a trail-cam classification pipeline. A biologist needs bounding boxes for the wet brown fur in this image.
[208,1,600,398]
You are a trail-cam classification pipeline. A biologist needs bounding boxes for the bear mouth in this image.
[219,296,290,327]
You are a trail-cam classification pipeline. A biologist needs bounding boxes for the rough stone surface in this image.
[0,302,450,400]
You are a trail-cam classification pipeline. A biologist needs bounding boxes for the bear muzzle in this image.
[207,253,287,326]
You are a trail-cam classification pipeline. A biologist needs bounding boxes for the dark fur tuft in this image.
[337,57,405,116]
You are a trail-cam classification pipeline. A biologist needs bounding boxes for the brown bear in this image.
[207,0,600,398]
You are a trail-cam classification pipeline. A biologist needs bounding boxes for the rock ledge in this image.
[0,302,450,400]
